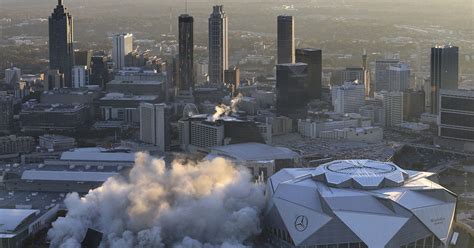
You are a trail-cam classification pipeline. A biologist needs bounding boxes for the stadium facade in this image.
[264,160,456,248]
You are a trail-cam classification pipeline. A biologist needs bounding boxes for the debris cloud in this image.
[48,153,265,248]
[209,93,243,122]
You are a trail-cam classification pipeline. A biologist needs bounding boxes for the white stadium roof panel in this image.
[60,150,135,162]
[312,160,409,190]
[274,197,332,246]
[0,209,40,233]
[334,210,409,248]
[412,202,456,244]
[21,170,118,182]
[210,142,299,161]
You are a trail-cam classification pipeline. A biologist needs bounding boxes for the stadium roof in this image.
[312,160,409,189]
[0,209,40,234]
[208,143,299,161]
[21,170,118,182]
[60,149,135,162]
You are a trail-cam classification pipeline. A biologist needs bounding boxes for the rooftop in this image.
[0,209,39,234]
[21,103,88,113]
[100,93,158,101]
[312,160,410,189]
[208,142,299,161]
[21,170,118,182]
[60,148,135,162]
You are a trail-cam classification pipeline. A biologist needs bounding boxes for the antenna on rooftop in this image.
[185,0,188,14]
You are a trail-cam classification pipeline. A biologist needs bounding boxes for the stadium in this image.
[264,159,457,248]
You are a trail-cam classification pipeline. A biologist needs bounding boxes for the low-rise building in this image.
[99,93,160,123]
[238,97,259,115]
[19,101,90,133]
[359,104,385,127]
[251,90,275,109]
[107,69,165,97]
[41,88,99,106]
[41,87,99,119]
[38,135,76,151]
[43,147,135,169]
[6,170,118,193]
[298,113,371,139]
[320,126,383,143]
[399,122,430,133]
[205,142,300,180]
[0,135,35,156]
[0,207,59,248]
[267,116,293,136]
[179,115,268,152]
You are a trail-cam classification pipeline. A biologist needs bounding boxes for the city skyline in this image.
[0,1,471,247]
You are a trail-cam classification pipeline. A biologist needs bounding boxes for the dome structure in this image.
[264,159,457,248]
[312,160,409,189]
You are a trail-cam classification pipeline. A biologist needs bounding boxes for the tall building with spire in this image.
[277,15,295,64]
[178,14,194,93]
[208,5,228,85]
[49,0,74,88]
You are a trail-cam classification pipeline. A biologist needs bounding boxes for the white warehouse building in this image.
[264,159,457,248]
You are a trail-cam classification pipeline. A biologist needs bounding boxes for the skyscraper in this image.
[4,67,21,85]
[431,45,459,114]
[277,15,295,64]
[224,65,240,96]
[341,68,365,83]
[331,81,366,114]
[49,0,74,87]
[388,63,410,92]
[72,66,89,88]
[112,33,133,71]
[74,50,91,67]
[379,91,404,127]
[224,65,240,87]
[276,63,308,118]
[296,48,322,100]
[438,89,474,148]
[178,14,194,92]
[0,93,14,133]
[46,69,64,90]
[89,52,109,89]
[208,5,228,85]
[362,50,372,96]
[375,59,399,92]
[403,89,425,121]
[140,103,171,152]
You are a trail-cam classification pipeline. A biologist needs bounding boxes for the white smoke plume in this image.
[211,104,231,122]
[48,153,265,248]
[209,94,243,122]
[230,93,243,113]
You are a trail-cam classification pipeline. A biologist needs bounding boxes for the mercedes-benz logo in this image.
[294,215,308,232]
